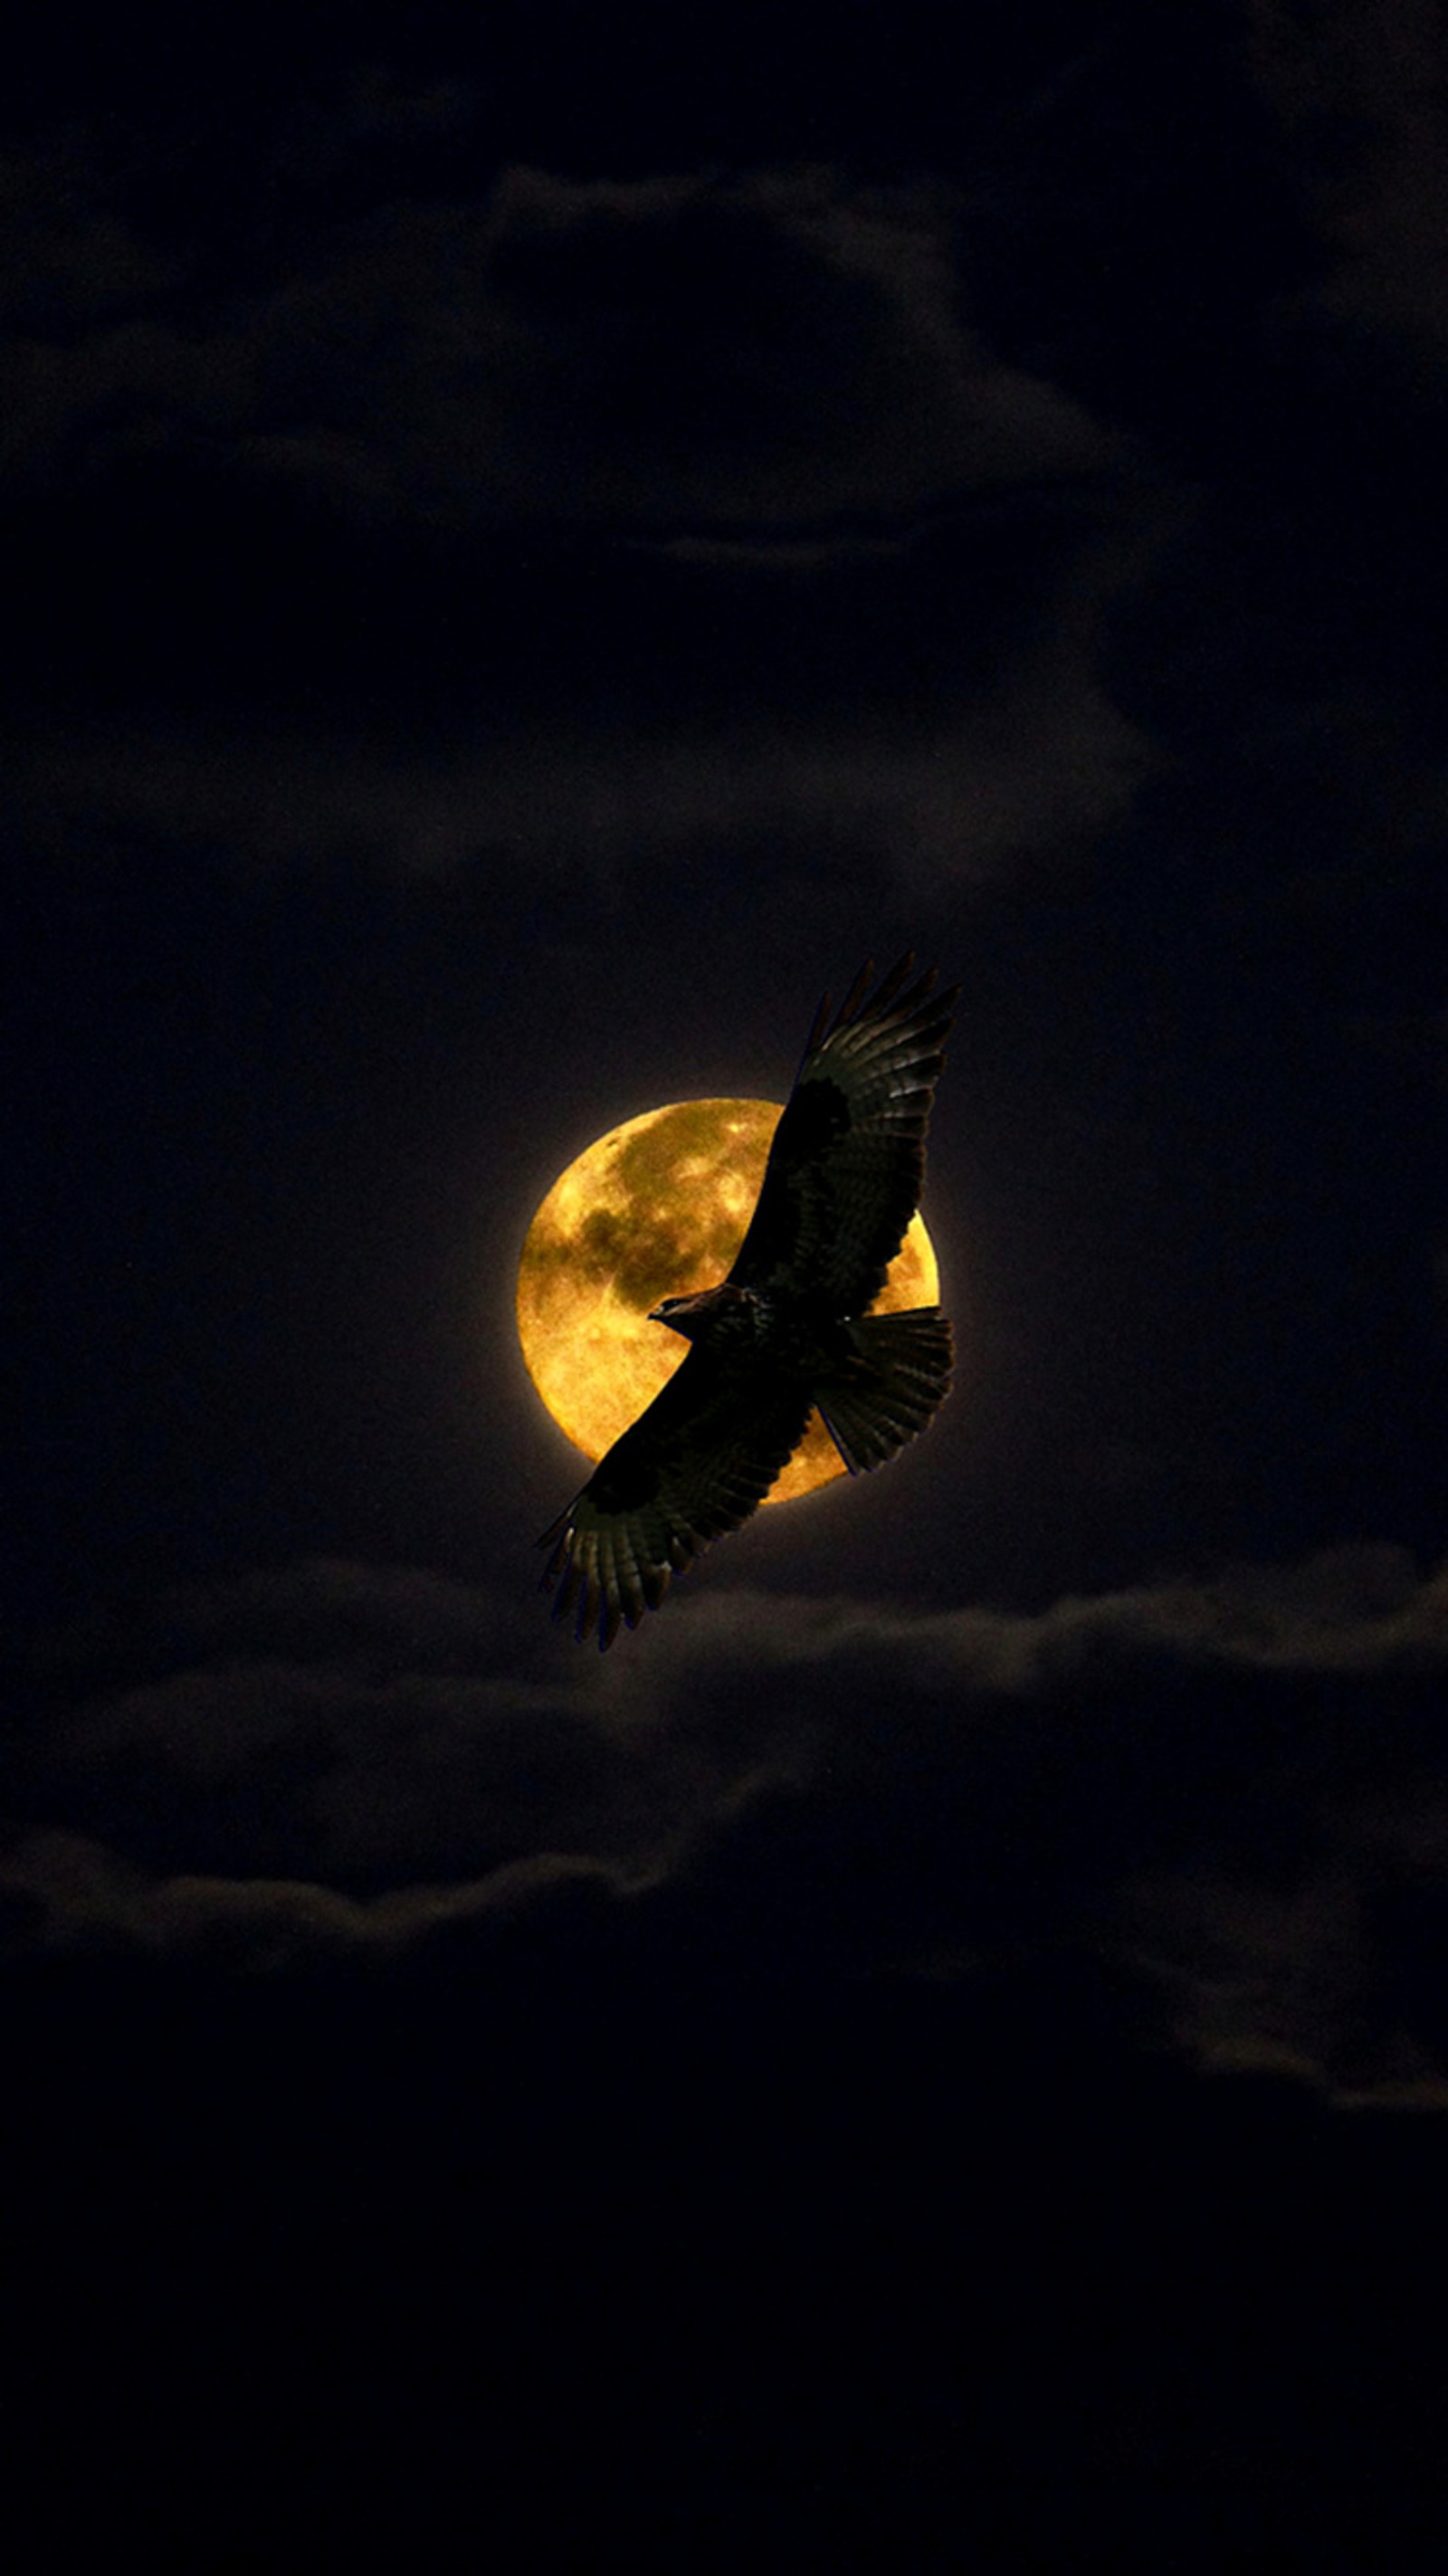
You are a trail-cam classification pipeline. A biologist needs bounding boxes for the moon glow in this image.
[516,1098,940,1504]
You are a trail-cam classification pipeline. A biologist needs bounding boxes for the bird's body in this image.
[652,1280,853,1379]
[540,957,957,1646]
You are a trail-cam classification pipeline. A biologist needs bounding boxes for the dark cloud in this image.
[10,654,1157,884]
[1247,0,1448,358]
[0,139,176,325]
[0,1825,634,1971]
[4,163,1117,527]
[11,1544,1448,2103]
[3,138,1161,883]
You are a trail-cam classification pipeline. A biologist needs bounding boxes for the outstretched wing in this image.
[727,956,957,1316]
[538,1350,812,1650]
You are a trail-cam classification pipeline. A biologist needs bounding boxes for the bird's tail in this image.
[814,1307,954,1474]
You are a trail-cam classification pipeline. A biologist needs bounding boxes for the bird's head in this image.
[648,1282,751,1340]
[648,1286,720,1340]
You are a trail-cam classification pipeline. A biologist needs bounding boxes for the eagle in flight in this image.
[540,956,957,1647]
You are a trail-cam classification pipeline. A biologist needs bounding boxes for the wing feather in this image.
[539,1347,811,1650]
[727,955,957,1315]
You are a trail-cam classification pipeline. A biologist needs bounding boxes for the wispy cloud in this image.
[13,664,1157,885]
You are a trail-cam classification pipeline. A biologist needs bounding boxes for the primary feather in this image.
[539,958,957,1647]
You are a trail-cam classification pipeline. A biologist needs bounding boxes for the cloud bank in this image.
[11,1543,1447,2103]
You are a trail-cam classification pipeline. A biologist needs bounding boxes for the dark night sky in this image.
[5,3,1448,2561]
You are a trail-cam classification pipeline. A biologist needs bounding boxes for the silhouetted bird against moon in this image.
[538,958,957,1646]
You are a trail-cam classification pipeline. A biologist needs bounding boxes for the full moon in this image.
[516,1099,941,1504]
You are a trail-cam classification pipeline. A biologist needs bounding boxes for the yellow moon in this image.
[516,1098,940,1504]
